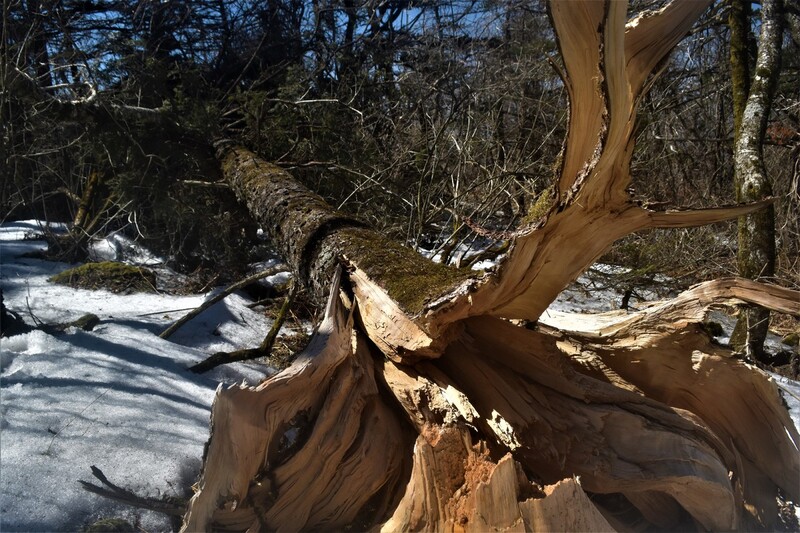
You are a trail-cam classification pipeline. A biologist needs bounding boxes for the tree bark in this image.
[730,0,784,358]
[182,2,800,531]
[729,0,752,140]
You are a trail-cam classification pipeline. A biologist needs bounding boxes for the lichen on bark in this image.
[729,0,783,357]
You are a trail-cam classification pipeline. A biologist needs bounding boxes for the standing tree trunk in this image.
[182,2,800,531]
[730,0,784,358]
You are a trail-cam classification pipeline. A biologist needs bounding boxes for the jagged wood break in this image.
[183,1,800,531]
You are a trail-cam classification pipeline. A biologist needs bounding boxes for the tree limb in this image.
[159,266,287,340]
[188,281,297,373]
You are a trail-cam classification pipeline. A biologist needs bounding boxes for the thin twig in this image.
[257,280,297,352]
[775,381,800,404]
[246,297,277,309]
[175,180,230,189]
[45,386,111,456]
[188,281,297,374]
[25,296,44,327]
[136,307,198,317]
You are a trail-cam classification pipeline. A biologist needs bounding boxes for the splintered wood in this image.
[183,1,800,531]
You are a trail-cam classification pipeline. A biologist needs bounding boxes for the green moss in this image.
[83,518,135,532]
[50,262,157,293]
[341,229,474,315]
[69,313,101,331]
[782,332,799,347]
[521,188,555,226]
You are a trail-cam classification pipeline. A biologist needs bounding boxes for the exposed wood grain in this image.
[183,1,799,530]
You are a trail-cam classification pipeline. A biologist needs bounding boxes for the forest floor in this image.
[1,220,798,532]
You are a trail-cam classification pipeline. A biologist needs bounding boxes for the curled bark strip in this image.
[540,277,800,340]
[645,198,777,229]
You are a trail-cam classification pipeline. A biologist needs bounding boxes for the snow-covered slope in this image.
[1,222,274,531]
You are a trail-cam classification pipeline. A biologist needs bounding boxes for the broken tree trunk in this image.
[183,1,800,531]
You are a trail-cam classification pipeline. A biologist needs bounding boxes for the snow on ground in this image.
[1,221,276,532]
[1,221,798,531]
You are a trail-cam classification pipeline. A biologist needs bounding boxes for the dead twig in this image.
[78,465,184,516]
[159,266,287,340]
[188,281,297,373]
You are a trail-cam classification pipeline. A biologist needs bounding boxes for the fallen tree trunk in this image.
[182,1,800,531]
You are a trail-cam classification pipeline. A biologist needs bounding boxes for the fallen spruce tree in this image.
[181,0,800,530]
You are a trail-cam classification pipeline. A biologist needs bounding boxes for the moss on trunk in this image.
[729,0,751,140]
[220,144,473,315]
[329,228,473,315]
[729,0,783,358]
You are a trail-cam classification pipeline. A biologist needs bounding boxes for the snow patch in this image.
[1,220,277,531]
